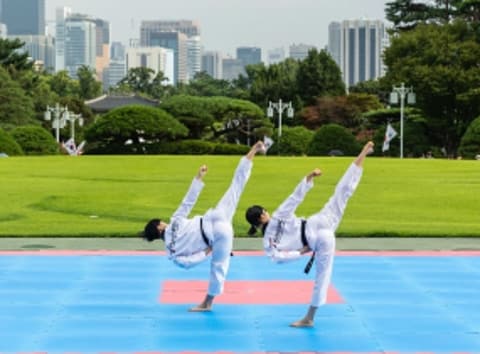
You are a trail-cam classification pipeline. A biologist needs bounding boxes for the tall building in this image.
[64,14,97,79]
[94,18,111,82]
[328,22,341,68]
[55,6,72,72]
[103,60,126,90]
[0,0,45,35]
[126,46,175,85]
[187,35,201,80]
[222,58,244,81]
[111,41,126,61]
[237,46,262,67]
[268,47,285,65]
[0,22,6,38]
[328,19,387,88]
[140,20,200,83]
[8,34,55,70]
[289,43,316,61]
[201,51,222,79]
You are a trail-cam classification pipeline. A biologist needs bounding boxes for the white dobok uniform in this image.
[263,163,363,307]
[164,157,253,296]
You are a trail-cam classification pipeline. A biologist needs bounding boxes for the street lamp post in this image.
[44,104,84,143]
[66,112,84,143]
[390,83,415,159]
[44,103,68,143]
[267,99,294,148]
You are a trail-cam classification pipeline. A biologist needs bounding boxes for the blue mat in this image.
[0,254,479,352]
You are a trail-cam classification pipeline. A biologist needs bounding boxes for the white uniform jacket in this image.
[263,177,313,263]
[164,178,210,269]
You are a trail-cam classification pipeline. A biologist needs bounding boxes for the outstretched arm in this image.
[273,168,321,219]
[354,141,374,167]
[171,165,208,219]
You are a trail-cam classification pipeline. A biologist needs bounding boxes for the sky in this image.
[46,0,389,57]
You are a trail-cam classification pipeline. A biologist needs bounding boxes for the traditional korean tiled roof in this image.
[85,94,159,113]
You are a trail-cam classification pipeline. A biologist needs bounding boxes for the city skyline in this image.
[45,0,389,57]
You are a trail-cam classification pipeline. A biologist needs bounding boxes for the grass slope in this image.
[0,155,478,237]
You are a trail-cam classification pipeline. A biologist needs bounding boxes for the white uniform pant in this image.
[306,163,363,307]
[205,157,253,296]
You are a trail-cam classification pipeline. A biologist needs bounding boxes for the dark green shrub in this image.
[268,126,314,156]
[84,105,188,154]
[0,128,23,156]
[11,125,59,155]
[458,117,480,159]
[307,124,360,156]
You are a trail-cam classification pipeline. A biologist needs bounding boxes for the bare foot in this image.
[290,318,314,328]
[188,304,212,312]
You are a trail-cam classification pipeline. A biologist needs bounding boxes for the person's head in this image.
[142,218,167,242]
[245,205,270,235]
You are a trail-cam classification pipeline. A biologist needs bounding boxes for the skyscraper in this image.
[126,46,174,85]
[64,14,97,79]
[268,47,286,65]
[55,6,72,72]
[289,43,316,61]
[0,23,6,38]
[140,20,200,83]
[0,0,45,35]
[237,47,262,67]
[94,18,111,82]
[328,19,387,88]
[201,51,222,79]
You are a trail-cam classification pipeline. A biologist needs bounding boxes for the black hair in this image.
[245,205,264,236]
[142,218,164,242]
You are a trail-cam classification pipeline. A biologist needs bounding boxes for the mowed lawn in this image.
[0,155,478,237]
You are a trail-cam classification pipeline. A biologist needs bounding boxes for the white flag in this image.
[62,138,85,156]
[62,138,77,156]
[382,123,398,152]
[263,135,274,152]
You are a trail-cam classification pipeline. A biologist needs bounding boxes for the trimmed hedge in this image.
[0,128,24,156]
[10,125,59,155]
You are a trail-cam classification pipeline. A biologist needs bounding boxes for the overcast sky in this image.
[46,0,389,57]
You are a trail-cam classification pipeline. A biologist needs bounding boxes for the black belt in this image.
[200,218,211,247]
[301,219,315,274]
[200,218,233,256]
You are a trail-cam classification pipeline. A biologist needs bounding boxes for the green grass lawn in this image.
[0,155,478,237]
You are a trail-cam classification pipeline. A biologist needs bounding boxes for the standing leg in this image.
[291,142,373,327]
[190,142,265,312]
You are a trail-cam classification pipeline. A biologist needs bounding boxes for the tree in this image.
[458,116,480,158]
[77,65,102,100]
[296,49,345,106]
[300,93,382,130]
[267,126,314,156]
[48,70,79,97]
[161,95,272,143]
[84,106,188,154]
[11,125,58,155]
[382,20,480,154]
[239,59,301,108]
[0,38,33,74]
[0,67,36,130]
[175,71,234,97]
[307,124,360,156]
[0,128,23,155]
